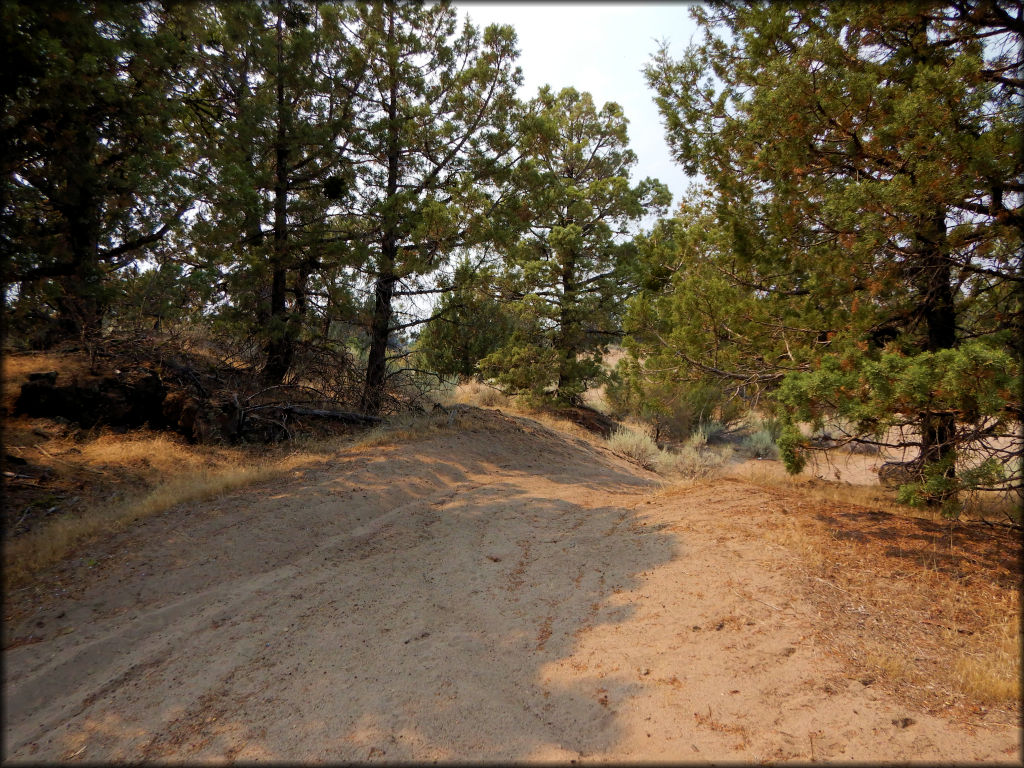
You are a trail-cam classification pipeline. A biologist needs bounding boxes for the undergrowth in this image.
[607,426,732,478]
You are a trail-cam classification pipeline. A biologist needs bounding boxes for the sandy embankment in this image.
[3,408,1019,762]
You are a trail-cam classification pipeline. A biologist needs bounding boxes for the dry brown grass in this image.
[762,491,1021,720]
[4,465,280,586]
[732,460,932,517]
[730,454,1021,527]
[953,617,1021,705]
[76,433,215,475]
[446,379,509,409]
[3,430,343,591]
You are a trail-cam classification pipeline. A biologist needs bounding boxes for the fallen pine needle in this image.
[812,576,850,593]
[730,588,783,612]
[35,445,106,475]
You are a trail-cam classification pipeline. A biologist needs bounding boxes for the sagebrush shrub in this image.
[607,427,659,469]
[742,429,778,459]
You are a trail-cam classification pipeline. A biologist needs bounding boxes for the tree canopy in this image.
[184,1,365,384]
[339,1,522,413]
[479,86,670,404]
[3,1,193,341]
[639,0,1022,506]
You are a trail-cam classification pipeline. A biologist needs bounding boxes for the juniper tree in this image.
[479,86,670,404]
[414,258,514,379]
[639,1,1022,507]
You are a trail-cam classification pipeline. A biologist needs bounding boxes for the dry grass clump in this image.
[953,615,1021,705]
[76,433,209,476]
[765,494,1021,719]
[448,379,509,408]
[607,427,660,469]
[606,426,732,478]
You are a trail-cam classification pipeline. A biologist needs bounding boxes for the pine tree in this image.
[340,1,522,414]
[2,1,193,343]
[184,1,363,384]
[480,86,670,404]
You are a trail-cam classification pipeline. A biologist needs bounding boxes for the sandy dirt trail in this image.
[3,408,1019,763]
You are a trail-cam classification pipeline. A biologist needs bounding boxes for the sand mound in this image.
[2,408,1018,762]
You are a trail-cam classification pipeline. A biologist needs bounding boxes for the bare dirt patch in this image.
[2,407,1020,763]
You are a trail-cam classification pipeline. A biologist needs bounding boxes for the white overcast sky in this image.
[453,1,703,212]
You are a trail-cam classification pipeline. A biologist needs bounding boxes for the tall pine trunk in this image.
[360,8,400,415]
[55,136,104,341]
[55,218,103,341]
[262,6,294,385]
[915,213,957,502]
[555,256,578,404]
[361,257,397,415]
